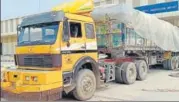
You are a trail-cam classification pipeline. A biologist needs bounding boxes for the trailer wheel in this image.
[175,57,179,69]
[168,57,178,70]
[72,69,96,101]
[135,60,148,81]
[177,56,179,69]
[121,62,137,85]
[115,64,124,84]
[163,60,169,70]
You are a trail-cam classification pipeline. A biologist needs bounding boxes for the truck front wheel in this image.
[72,69,96,101]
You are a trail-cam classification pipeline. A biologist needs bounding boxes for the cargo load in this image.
[91,4,179,52]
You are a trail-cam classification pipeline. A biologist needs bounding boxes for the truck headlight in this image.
[31,76,38,82]
[25,76,30,81]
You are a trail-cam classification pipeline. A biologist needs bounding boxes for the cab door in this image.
[61,20,86,71]
[83,22,98,61]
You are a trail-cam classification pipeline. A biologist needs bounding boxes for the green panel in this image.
[112,34,122,48]
[97,34,107,47]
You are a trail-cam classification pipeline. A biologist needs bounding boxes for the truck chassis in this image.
[98,48,179,85]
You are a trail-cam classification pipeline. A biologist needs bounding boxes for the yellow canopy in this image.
[52,0,94,15]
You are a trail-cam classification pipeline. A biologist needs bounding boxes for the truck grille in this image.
[24,55,53,67]
[15,54,61,68]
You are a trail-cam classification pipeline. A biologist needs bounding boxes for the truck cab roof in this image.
[20,11,94,27]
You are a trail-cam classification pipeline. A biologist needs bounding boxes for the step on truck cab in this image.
[1,9,101,101]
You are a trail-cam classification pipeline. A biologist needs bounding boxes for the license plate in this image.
[11,82,16,88]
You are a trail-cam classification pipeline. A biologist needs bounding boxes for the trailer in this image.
[93,3,179,85]
[96,30,179,84]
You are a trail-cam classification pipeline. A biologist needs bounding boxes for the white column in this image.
[7,37,12,55]
[3,43,8,55]
[1,22,3,33]
[125,0,133,7]
[100,0,106,5]
[113,0,119,4]
[8,20,11,34]
[18,18,22,25]
[3,21,5,34]
[156,0,165,3]
[140,0,148,6]
[13,19,17,33]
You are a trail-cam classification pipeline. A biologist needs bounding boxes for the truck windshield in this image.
[18,22,59,46]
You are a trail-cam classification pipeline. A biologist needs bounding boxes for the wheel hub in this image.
[82,77,93,93]
[129,68,134,77]
[141,63,147,73]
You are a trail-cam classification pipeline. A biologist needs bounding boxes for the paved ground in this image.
[1,68,179,101]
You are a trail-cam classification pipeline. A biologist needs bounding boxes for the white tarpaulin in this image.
[91,4,179,52]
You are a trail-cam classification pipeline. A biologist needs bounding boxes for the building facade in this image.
[94,0,179,26]
[1,0,179,55]
[94,0,176,7]
[1,17,23,55]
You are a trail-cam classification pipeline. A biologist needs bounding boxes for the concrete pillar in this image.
[3,21,5,34]
[140,0,148,6]
[156,0,165,3]
[125,0,133,7]
[13,19,17,33]
[8,20,11,34]
[7,37,11,54]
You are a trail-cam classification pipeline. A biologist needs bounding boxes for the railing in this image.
[96,29,160,51]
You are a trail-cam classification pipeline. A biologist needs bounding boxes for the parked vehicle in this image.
[1,0,179,101]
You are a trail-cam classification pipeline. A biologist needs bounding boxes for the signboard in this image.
[135,1,179,14]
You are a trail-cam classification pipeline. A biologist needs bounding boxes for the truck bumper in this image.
[1,87,62,101]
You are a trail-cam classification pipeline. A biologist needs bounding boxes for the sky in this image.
[1,0,72,20]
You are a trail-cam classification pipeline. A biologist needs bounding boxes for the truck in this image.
[1,0,179,101]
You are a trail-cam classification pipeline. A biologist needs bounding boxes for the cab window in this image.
[85,23,95,39]
[69,22,82,38]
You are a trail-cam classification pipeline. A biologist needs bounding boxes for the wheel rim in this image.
[128,67,136,81]
[171,58,176,69]
[175,60,179,69]
[141,62,147,74]
[129,68,134,77]
[81,76,94,95]
[175,57,179,69]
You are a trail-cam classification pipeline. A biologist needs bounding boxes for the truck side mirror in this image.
[63,18,70,42]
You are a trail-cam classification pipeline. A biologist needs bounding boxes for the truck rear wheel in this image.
[163,60,169,70]
[177,56,179,69]
[115,64,124,83]
[135,60,148,81]
[175,57,179,69]
[121,62,137,85]
[72,69,96,101]
[168,57,178,70]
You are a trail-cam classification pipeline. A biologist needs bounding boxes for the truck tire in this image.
[72,69,96,101]
[168,57,178,70]
[135,60,148,81]
[175,57,179,69]
[121,62,137,85]
[177,56,179,69]
[163,60,169,70]
[115,64,124,84]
